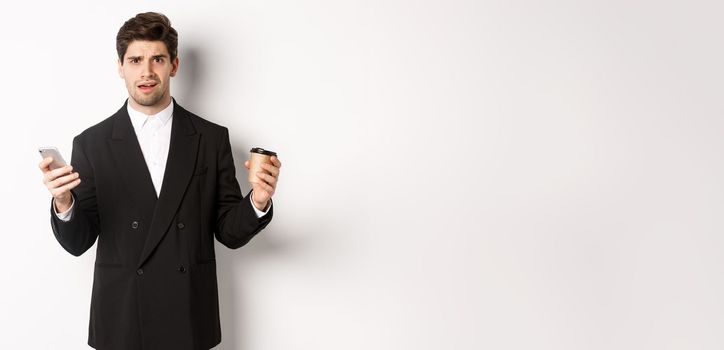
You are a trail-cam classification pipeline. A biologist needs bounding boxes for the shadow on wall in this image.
[176,45,295,350]
[213,146,299,350]
[174,47,203,109]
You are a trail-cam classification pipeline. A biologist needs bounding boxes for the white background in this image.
[1,1,723,349]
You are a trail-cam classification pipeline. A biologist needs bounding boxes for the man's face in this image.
[118,40,179,109]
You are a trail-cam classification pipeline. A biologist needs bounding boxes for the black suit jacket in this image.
[50,99,273,350]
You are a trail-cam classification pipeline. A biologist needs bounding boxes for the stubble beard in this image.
[130,85,166,107]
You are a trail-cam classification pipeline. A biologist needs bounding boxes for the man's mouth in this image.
[137,82,159,92]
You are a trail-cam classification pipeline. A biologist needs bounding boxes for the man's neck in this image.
[128,96,172,116]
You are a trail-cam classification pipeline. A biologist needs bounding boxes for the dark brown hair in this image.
[116,12,178,63]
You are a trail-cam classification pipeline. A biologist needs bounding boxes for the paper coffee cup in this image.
[248,147,277,183]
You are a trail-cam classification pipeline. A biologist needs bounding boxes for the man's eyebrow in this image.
[126,54,169,61]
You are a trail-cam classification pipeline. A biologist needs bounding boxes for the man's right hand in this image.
[40,157,81,213]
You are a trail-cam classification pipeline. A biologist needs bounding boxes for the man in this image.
[38,12,281,350]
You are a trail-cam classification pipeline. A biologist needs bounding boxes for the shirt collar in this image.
[127,99,174,131]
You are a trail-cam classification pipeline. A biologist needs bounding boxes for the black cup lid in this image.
[250,147,277,156]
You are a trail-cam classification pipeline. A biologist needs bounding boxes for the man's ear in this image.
[117,59,124,79]
[170,57,180,77]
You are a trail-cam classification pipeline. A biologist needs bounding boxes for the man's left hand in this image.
[244,155,281,211]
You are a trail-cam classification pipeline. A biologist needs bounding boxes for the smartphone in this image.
[38,146,68,170]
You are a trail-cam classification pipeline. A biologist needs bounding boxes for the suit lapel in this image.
[137,100,200,268]
[108,101,158,210]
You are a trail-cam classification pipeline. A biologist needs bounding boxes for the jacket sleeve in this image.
[49,135,100,256]
[214,128,273,249]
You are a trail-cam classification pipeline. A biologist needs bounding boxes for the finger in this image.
[244,160,250,169]
[47,172,80,190]
[256,172,277,186]
[51,178,81,197]
[39,157,53,170]
[250,181,262,194]
[250,182,269,200]
[255,173,276,193]
[270,156,281,168]
[43,165,73,184]
[48,165,73,178]
[260,163,279,177]
[47,173,76,191]
[44,166,74,183]
[251,183,273,200]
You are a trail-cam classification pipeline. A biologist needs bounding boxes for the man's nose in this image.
[141,60,155,79]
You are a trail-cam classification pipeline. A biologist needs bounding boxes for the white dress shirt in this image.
[130,100,174,197]
[54,101,271,221]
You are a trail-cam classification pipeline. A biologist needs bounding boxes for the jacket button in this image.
[178,265,186,273]
[177,222,185,229]
[131,221,139,229]
[136,268,144,275]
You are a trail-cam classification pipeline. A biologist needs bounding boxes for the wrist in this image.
[251,192,269,211]
[253,199,269,211]
[54,197,72,213]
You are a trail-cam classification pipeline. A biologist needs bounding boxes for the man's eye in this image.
[154,58,163,63]
[130,59,139,64]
